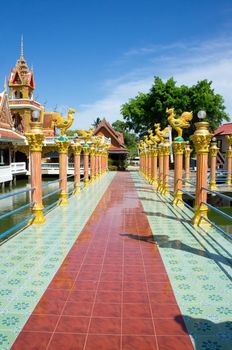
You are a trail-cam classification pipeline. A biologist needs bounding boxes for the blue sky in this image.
[0,0,232,129]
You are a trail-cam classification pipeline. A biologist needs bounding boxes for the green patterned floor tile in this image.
[0,330,16,350]
[0,173,115,349]
[132,172,232,350]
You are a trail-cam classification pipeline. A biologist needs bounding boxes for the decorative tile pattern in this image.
[0,173,115,349]
[132,172,232,350]
[10,172,193,350]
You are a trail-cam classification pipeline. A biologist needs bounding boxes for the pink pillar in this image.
[95,153,99,178]
[145,152,149,179]
[71,142,82,195]
[209,139,219,191]
[162,142,170,195]
[83,147,90,186]
[172,142,185,205]
[90,147,95,182]
[191,121,212,225]
[148,152,152,183]
[57,141,70,205]
[26,129,45,224]
[184,142,191,183]
[226,136,232,185]
[152,149,158,188]
[158,145,164,191]
[98,152,102,176]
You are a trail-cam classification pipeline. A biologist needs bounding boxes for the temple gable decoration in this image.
[0,90,13,129]
[93,118,127,153]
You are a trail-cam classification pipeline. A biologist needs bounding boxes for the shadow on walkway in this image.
[144,211,191,223]
[120,233,232,270]
[176,315,232,350]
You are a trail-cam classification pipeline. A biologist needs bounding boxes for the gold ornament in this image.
[51,108,75,137]
[56,140,70,154]
[71,142,82,155]
[172,142,185,155]
[25,133,44,152]
[191,134,212,154]
[167,107,193,141]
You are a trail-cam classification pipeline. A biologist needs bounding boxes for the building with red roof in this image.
[93,118,128,169]
[214,122,232,168]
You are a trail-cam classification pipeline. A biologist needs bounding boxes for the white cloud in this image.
[75,37,232,129]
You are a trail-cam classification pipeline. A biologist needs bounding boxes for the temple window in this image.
[14,90,23,99]
[13,113,24,132]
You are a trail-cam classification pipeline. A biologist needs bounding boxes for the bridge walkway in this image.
[0,172,231,349]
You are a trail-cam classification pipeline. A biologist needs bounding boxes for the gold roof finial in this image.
[21,34,24,58]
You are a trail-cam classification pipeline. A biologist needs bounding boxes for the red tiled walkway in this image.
[12,173,194,350]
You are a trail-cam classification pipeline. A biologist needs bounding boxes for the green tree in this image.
[121,77,229,137]
[66,129,78,136]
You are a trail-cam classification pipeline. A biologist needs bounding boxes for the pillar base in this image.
[157,181,163,192]
[209,181,218,191]
[162,184,170,196]
[152,179,158,189]
[73,184,80,195]
[84,178,89,187]
[31,204,46,224]
[59,191,69,206]
[192,204,210,226]
[173,191,184,206]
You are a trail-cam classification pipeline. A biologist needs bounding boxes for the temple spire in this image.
[4,76,7,91]
[21,34,24,58]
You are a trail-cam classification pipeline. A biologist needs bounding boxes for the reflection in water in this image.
[0,176,73,241]
[184,193,232,234]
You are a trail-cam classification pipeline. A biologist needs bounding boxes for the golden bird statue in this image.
[167,107,193,141]
[51,108,76,139]
[76,128,93,143]
[154,123,169,143]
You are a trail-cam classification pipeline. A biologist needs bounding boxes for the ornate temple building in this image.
[8,42,41,133]
[93,118,128,169]
[0,88,25,184]
[7,39,55,137]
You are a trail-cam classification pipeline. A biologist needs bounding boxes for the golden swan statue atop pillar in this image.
[49,108,76,140]
[167,107,193,141]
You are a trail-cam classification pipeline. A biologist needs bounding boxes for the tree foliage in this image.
[121,77,229,137]
[92,117,102,128]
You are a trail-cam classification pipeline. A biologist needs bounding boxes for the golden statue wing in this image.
[180,112,193,123]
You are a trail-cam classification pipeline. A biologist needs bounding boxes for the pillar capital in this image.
[184,142,192,157]
[56,140,70,154]
[226,135,232,147]
[172,141,185,155]
[71,142,82,155]
[210,144,219,157]
[162,144,170,156]
[158,145,164,156]
[83,145,90,155]
[226,149,232,158]
[190,122,212,154]
[25,133,44,152]
[89,146,96,156]
[191,134,212,154]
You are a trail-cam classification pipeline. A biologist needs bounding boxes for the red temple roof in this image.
[214,123,232,136]
[0,129,25,142]
[93,118,128,153]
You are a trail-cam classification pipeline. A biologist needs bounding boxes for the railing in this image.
[199,187,232,241]
[159,174,232,240]
[0,187,35,240]
[10,162,27,174]
[0,165,12,183]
